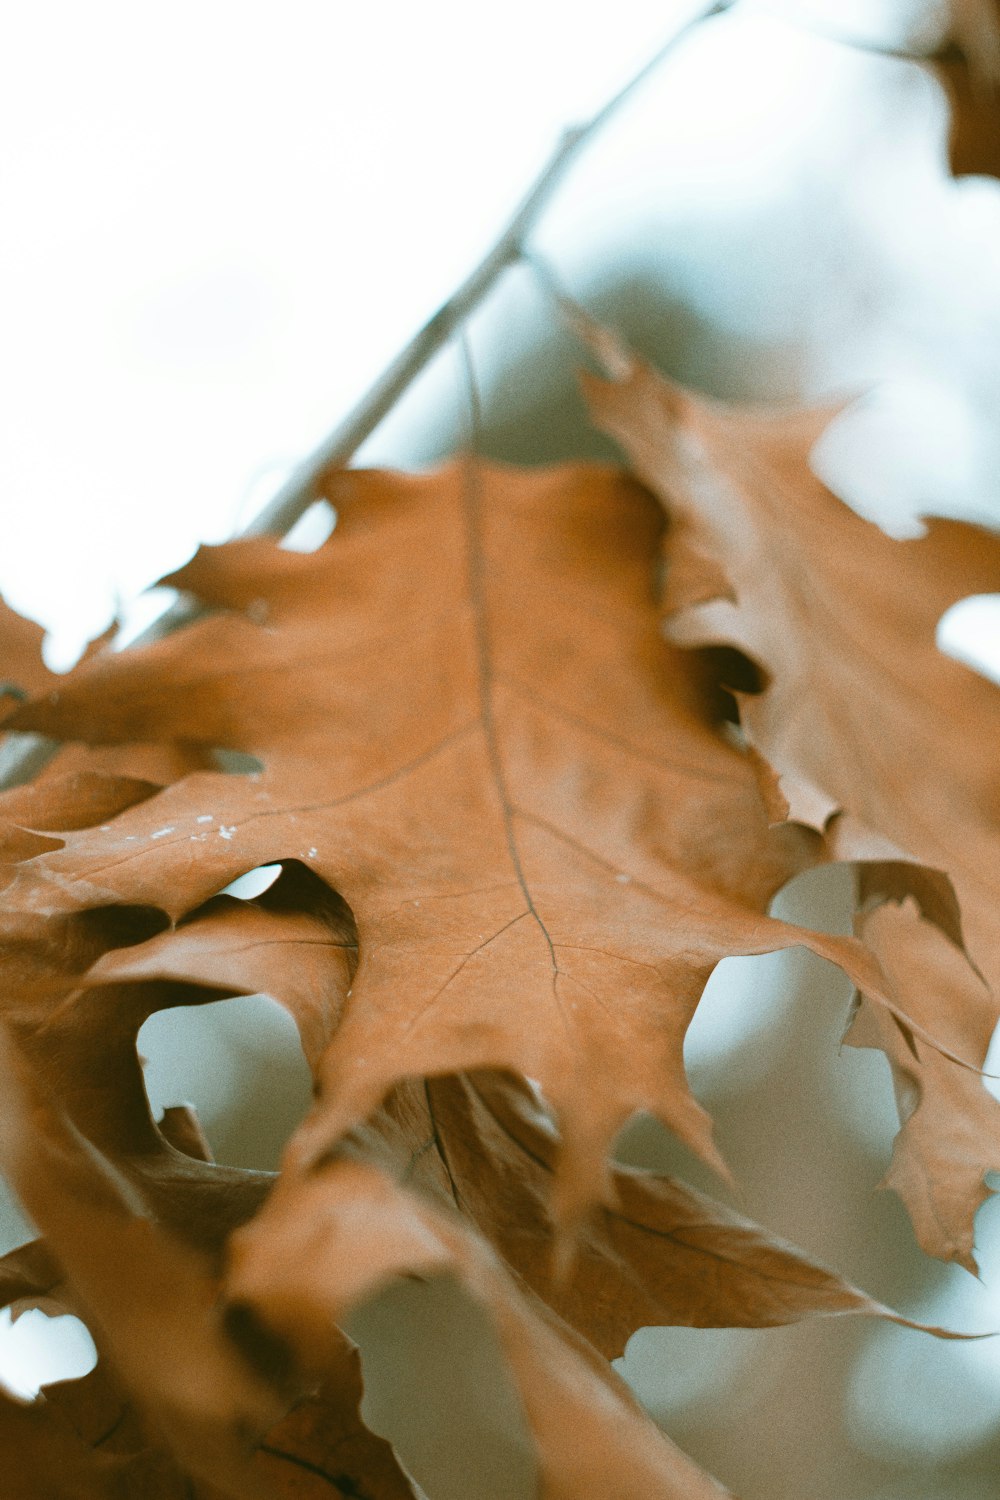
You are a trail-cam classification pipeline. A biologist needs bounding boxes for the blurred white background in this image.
[2,2,1000,1496]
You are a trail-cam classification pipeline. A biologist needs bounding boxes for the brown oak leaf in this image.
[0,599,56,715]
[3,462,966,1226]
[583,358,1000,991]
[846,895,1000,1272]
[343,1071,950,1356]
[583,343,1000,1264]
[79,851,947,1331]
[225,1154,732,1500]
[74,867,962,1447]
[0,1024,286,1497]
[0,1027,422,1499]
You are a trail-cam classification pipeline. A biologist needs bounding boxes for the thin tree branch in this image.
[248,3,731,540]
[0,0,732,792]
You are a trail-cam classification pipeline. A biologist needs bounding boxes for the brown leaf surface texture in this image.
[74,824,944,1483]
[846,897,1000,1272]
[583,359,1000,978]
[5,461,964,1223]
[0,457,969,1492]
[0,1025,286,1498]
[226,1155,731,1500]
[0,1036,422,1499]
[583,340,1000,1264]
[0,599,56,715]
[352,1071,941,1356]
[949,0,1000,67]
[88,881,926,1349]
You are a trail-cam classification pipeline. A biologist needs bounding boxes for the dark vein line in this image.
[385,880,521,913]
[557,942,663,977]
[457,336,560,985]
[555,966,618,1023]
[610,1209,853,1291]
[424,1080,462,1209]
[548,966,575,1039]
[466,1083,845,1295]
[403,1134,436,1181]
[399,910,529,1038]
[201,937,356,954]
[512,805,674,911]
[470,1084,559,1177]
[61,723,478,881]
[92,1409,126,1448]
[257,1443,372,1495]
[225,721,481,819]
[495,670,738,787]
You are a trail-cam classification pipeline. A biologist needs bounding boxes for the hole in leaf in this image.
[40,632,92,673]
[138,992,313,1171]
[112,587,181,652]
[700,645,767,695]
[218,864,282,901]
[0,1179,34,1260]
[936,594,1000,686]
[678,863,858,1083]
[692,644,768,724]
[616,1324,763,1423]
[346,1274,535,1500]
[186,859,357,939]
[257,859,356,925]
[212,749,265,775]
[278,499,337,553]
[0,1307,97,1401]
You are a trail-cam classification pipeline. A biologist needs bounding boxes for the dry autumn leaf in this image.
[582,356,1000,978]
[0,1025,286,1499]
[0,720,925,1499]
[82,879,944,1350]
[221,1077,969,1500]
[0,1029,424,1499]
[0,459,974,1495]
[0,601,56,715]
[582,337,1000,1263]
[225,1154,733,1500]
[3,461,968,1231]
[16,825,943,1495]
[334,1071,949,1355]
[845,895,1000,1272]
[2,5,997,1490]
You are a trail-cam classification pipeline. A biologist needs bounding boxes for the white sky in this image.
[0,0,707,661]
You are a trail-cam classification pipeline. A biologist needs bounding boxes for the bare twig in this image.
[0,0,732,791]
[245,0,732,541]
